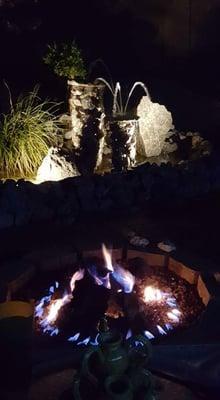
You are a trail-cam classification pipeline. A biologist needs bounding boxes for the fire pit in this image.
[32,246,207,346]
[2,243,219,395]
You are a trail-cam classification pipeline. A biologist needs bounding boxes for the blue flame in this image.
[144,330,155,340]
[112,265,135,293]
[68,332,80,342]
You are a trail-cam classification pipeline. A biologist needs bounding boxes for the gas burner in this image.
[33,246,205,345]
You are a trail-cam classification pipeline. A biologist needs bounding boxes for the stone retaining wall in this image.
[0,154,220,230]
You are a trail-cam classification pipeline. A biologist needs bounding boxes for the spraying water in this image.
[124,81,151,115]
[95,78,151,118]
[113,82,122,117]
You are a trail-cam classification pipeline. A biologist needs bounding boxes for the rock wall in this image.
[0,154,220,230]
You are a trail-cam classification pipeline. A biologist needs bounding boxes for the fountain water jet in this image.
[95,78,151,171]
[95,78,150,117]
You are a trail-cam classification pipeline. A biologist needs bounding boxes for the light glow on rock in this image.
[137,96,173,158]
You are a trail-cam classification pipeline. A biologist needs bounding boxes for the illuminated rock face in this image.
[68,81,105,173]
[36,147,79,183]
[137,96,173,158]
[110,119,138,171]
[68,82,104,151]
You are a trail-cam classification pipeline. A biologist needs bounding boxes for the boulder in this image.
[35,147,79,183]
[137,96,173,158]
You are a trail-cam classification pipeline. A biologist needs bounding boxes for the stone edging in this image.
[0,154,220,229]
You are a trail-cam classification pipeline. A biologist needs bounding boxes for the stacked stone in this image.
[109,119,138,172]
[0,153,220,229]
[68,81,105,174]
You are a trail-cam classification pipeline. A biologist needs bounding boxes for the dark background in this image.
[0,0,220,141]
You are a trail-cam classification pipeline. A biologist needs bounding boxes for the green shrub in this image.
[0,87,60,179]
[43,41,87,81]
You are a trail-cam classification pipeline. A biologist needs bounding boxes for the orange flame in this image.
[101,244,135,293]
[143,286,163,302]
[46,294,71,324]
[102,244,114,271]
[70,269,85,292]
[37,269,85,333]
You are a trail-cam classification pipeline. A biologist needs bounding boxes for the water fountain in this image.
[36,77,176,181]
[95,79,151,172]
[0,69,212,230]
[36,70,210,184]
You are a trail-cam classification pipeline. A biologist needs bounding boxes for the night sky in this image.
[0,0,220,107]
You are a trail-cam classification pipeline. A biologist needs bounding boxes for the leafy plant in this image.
[0,87,60,179]
[43,41,87,81]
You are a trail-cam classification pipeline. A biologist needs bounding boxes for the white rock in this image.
[139,238,150,246]
[35,147,79,183]
[137,96,173,157]
[157,241,176,253]
[73,98,81,107]
[64,130,73,140]
[130,236,149,247]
